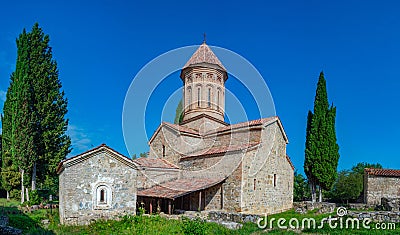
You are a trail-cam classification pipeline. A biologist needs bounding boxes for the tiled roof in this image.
[207,117,278,135]
[137,178,225,199]
[163,122,199,135]
[365,168,400,177]
[183,42,227,71]
[181,142,259,160]
[133,158,179,169]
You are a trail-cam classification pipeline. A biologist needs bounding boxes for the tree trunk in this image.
[310,182,316,203]
[6,191,9,201]
[31,162,36,191]
[21,169,25,204]
[318,186,322,202]
[26,188,30,202]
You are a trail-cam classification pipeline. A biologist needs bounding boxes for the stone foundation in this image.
[382,197,400,212]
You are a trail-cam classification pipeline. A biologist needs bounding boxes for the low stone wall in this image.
[348,211,400,223]
[382,198,400,212]
[208,211,262,223]
[293,201,336,214]
[347,203,371,211]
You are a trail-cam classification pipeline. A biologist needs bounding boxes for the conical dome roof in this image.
[183,42,226,72]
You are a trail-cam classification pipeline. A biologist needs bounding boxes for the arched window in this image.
[188,88,192,110]
[94,184,112,209]
[208,88,211,107]
[217,90,220,110]
[197,87,201,107]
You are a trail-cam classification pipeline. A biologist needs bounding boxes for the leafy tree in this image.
[139,152,148,158]
[330,170,363,204]
[293,171,310,202]
[1,23,70,202]
[174,99,183,124]
[304,72,340,202]
[351,162,382,175]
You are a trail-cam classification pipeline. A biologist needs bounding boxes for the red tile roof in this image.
[183,42,226,71]
[207,117,278,135]
[133,158,179,169]
[365,168,400,177]
[163,122,199,135]
[137,178,225,199]
[181,142,259,160]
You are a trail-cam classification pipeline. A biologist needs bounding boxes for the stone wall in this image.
[348,211,400,223]
[204,183,223,210]
[241,122,293,214]
[364,175,400,205]
[136,167,179,190]
[208,211,262,223]
[382,197,400,211]
[59,151,137,225]
[222,162,243,212]
[148,126,182,165]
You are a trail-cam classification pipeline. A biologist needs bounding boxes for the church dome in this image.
[182,42,227,72]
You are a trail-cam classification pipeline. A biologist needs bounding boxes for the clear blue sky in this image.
[0,0,399,174]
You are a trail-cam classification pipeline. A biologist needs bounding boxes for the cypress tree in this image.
[304,72,339,202]
[1,23,71,202]
[28,23,71,193]
[174,99,184,124]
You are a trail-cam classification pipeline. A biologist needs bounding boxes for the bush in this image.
[8,214,37,231]
[10,189,21,200]
[181,217,206,235]
[28,190,41,206]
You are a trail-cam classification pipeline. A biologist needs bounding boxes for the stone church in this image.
[58,42,294,225]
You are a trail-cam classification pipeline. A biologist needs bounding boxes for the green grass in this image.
[0,198,399,234]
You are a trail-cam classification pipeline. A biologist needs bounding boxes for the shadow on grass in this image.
[0,204,56,234]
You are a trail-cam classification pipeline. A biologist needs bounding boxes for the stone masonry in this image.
[58,145,137,225]
[364,168,400,205]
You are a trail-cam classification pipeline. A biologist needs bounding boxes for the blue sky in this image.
[0,0,399,174]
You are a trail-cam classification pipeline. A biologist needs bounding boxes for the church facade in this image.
[58,42,294,225]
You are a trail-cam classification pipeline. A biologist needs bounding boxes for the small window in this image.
[273,174,277,187]
[188,89,192,110]
[162,145,166,158]
[208,88,211,107]
[254,178,256,190]
[198,87,201,107]
[217,90,220,110]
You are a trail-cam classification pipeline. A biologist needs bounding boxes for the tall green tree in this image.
[1,91,21,200]
[28,23,71,193]
[174,99,183,124]
[304,72,339,202]
[9,29,36,203]
[1,23,70,202]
